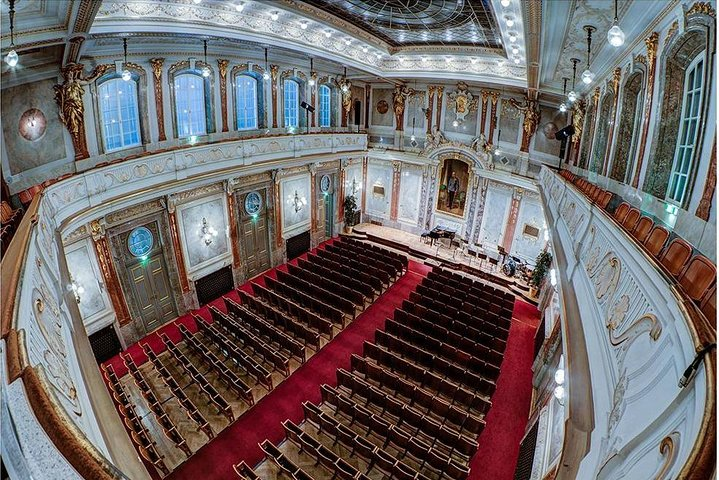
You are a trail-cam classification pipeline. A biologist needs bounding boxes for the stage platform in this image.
[348,223,538,305]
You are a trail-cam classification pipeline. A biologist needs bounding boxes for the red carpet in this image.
[468,298,541,480]
[167,260,430,480]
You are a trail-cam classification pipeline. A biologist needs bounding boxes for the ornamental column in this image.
[601,68,622,176]
[632,32,659,188]
[166,198,191,294]
[149,58,167,142]
[488,91,500,143]
[271,64,279,129]
[272,169,284,248]
[218,59,230,133]
[426,86,436,134]
[225,181,242,270]
[480,91,490,137]
[390,161,401,222]
[89,220,131,326]
[434,86,445,129]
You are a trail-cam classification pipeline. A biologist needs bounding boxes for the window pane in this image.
[284,80,299,128]
[175,74,207,137]
[319,85,331,127]
[236,75,258,130]
[98,78,141,152]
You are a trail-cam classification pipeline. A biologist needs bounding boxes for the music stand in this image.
[300,101,315,135]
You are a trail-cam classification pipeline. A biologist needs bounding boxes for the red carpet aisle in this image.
[468,299,542,480]
[167,260,430,480]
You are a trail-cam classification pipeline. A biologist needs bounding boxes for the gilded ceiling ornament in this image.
[54,63,112,160]
[217,59,229,79]
[634,54,647,66]
[687,1,716,17]
[448,81,479,123]
[664,21,679,47]
[612,67,621,93]
[149,58,164,81]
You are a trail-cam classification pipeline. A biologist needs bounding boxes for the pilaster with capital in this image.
[696,136,716,220]
[309,164,318,231]
[602,68,622,176]
[310,72,317,128]
[149,58,167,142]
[435,86,444,131]
[225,183,242,269]
[89,220,132,326]
[426,86,436,134]
[390,161,402,221]
[339,160,348,218]
[502,188,523,252]
[361,157,368,216]
[165,198,191,293]
[488,91,500,142]
[271,64,279,129]
[272,169,284,247]
[480,91,490,137]
[632,32,659,188]
[218,59,230,133]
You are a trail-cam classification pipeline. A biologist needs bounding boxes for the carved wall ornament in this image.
[54,63,113,160]
[218,59,230,133]
[376,99,389,114]
[655,432,681,480]
[509,97,541,152]
[392,84,416,131]
[696,136,716,220]
[590,254,621,301]
[664,21,679,46]
[686,1,716,18]
[609,313,662,346]
[448,81,479,123]
[149,58,166,142]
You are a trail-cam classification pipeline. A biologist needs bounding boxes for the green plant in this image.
[343,195,357,227]
[531,250,553,288]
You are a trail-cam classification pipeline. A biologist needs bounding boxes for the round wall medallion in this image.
[320,174,331,193]
[245,191,263,215]
[376,99,389,114]
[127,226,154,257]
[18,108,47,142]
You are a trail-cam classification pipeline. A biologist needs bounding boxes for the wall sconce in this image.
[69,275,84,304]
[200,217,218,246]
[553,354,565,405]
[351,178,362,197]
[292,190,307,213]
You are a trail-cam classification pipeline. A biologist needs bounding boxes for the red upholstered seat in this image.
[678,255,716,302]
[614,202,630,223]
[632,216,654,243]
[659,238,693,277]
[644,225,670,257]
[622,208,641,232]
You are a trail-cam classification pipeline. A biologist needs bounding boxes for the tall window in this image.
[175,73,207,137]
[284,79,299,128]
[235,75,258,130]
[98,78,141,152]
[667,55,705,204]
[319,85,331,127]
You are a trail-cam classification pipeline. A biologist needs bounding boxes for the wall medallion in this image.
[127,226,154,257]
[320,174,331,193]
[376,99,389,114]
[18,108,47,142]
[245,191,263,215]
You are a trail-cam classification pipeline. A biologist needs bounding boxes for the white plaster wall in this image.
[477,184,512,249]
[344,163,363,201]
[511,195,548,263]
[366,161,393,218]
[281,174,311,236]
[65,239,114,335]
[398,168,423,225]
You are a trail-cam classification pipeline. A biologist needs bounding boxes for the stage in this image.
[348,223,537,305]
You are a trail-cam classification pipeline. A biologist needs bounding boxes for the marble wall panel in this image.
[66,243,107,322]
[344,164,364,200]
[404,91,427,133]
[2,79,68,174]
[371,88,394,127]
[443,93,479,135]
[498,98,522,145]
[178,196,230,271]
[366,161,393,217]
[511,195,547,262]
[477,183,512,248]
[398,168,423,224]
[281,174,311,235]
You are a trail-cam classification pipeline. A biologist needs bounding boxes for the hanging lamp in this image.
[607,0,625,47]
[4,0,18,67]
[341,66,348,92]
[559,78,568,112]
[308,58,315,86]
[121,38,131,81]
[201,40,210,77]
[581,26,596,84]
[263,48,270,80]
[568,58,579,102]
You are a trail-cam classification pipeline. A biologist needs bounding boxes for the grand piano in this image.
[426,225,457,247]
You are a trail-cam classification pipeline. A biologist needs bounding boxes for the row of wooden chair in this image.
[316,247,392,288]
[396,306,504,370]
[335,238,406,276]
[325,243,397,284]
[288,262,365,307]
[420,275,514,322]
[208,307,291,376]
[196,316,274,390]
[427,268,515,311]
[260,439,319,480]
[225,296,307,360]
[0,201,23,259]
[264,274,345,326]
[175,325,254,406]
[101,364,170,476]
[307,251,383,292]
[298,256,375,299]
[405,294,508,354]
[302,402,435,480]
[343,237,409,269]
[240,287,322,348]
[277,268,356,317]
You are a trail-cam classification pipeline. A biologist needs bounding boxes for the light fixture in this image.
[554,367,564,385]
[324,30,332,38]
[362,46,368,52]
[270,11,279,21]
[581,26,596,84]
[121,38,132,81]
[292,190,307,213]
[553,385,565,402]
[263,47,270,80]
[505,16,514,27]
[344,38,352,45]
[494,147,500,155]
[509,33,517,43]
[235,2,245,12]
[568,58,579,102]
[300,21,308,29]
[445,56,452,63]
[376,52,382,60]
[200,217,218,246]
[607,0,625,47]
[452,120,459,127]
[559,77,568,112]
[70,275,84,304]
[421,57,428,63]
[511,46,519,55]
[470,57,478,64]
[550,268,558,286]
[513,56,521,64]
[192,0,202,3]
[201,40,210,77]
[4,0,18,67]
[554,354,566,404]
[308,58,315,86]
[398,56,405,63]
[501,0,511,6]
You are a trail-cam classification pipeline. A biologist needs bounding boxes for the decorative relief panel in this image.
[281,174,312,237]
[366,160,394,218]
[176,194,231,276]
[477,182,512,249]
[398,165,424,224]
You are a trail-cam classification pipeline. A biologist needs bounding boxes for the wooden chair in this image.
[643,225,670,257]
[632,216,654,243]
[622,208,641,232]
[700,283,716,322]
[659,238,693,278]
[678,255,716,302]
[614,202,630,223]
[598,191,612,209]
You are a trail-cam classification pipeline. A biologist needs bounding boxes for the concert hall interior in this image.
[0,1,717,480]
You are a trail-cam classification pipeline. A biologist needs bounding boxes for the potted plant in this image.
[530,250,553,297]
[343,195,357,234]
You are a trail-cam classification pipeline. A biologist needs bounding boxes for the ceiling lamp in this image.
[509,33,517,43]
[421,57,428,63]
[445,56,452,63]
[192,0,202,4]
[362,46,368,53]
[501,0,511,6]
[324,30,332,38]
[308,58,315,86]
[4,0,18,67]
[344,38,352,45]
[505,16,514,27]
[121,38,131,81]
[511,46,519,55]
[299,21,308,29]
[263,47,270,80]
[235,2,245,12]
[201,40,211,77]
[341,67,349,92]
[559,78,568,112]
[568,58,579,102]
[581,26,596,84]
[607,0,625,47]
[270,11,279,21]
[513,56,521,64]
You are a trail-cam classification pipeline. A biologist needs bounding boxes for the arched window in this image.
[284,79,299,128]
[667,54,705,204]
[319,85,331,127]
[174,73,207,137]
[235,74,258,130]
[97,77,141,152]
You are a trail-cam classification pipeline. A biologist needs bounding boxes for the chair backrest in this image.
[622,208,641,231]
[678,255,716,301]
[632,216,654,243]
[659,238,693,277]
[700,283,716,322]
[643,225,670,257]
[614,202,630,223]
[599,191,612,209]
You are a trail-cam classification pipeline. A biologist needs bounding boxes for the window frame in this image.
[319,84,331,128]
[666,53,706,206]
[97,76,142,153]
[283,79,300,129]
[174,72,209,138]
[234,74,259,131]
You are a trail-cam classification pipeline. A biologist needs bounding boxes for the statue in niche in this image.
[54,63,112,159]
[448,81,479,123]
[393,84,415,126]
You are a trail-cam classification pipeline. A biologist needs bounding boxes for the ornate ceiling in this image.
[293,0,504,53]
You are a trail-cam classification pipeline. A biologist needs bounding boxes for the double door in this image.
[128,254,176,333]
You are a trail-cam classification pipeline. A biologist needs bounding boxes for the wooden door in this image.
[240,191,271,278]
[128,254,176,332]
[324,193,333,238]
